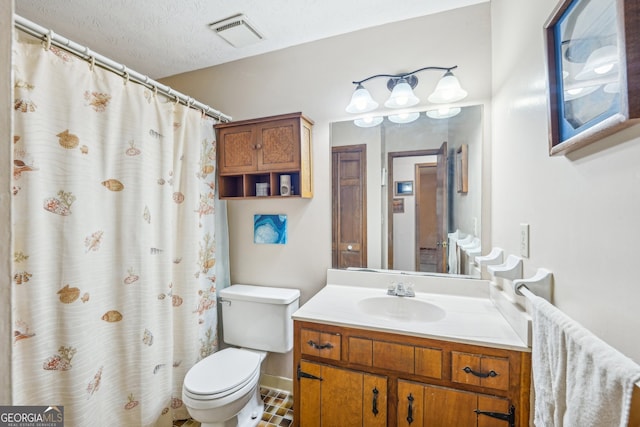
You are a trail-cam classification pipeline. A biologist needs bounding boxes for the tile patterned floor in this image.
[173,386,293,427]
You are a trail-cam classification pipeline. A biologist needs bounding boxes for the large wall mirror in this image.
[331,105,483,275]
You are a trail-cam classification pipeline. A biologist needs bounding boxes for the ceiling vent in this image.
[209,14,264,48]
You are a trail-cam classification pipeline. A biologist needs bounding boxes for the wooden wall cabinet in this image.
[215,112,314,199]
[294,320,531,427]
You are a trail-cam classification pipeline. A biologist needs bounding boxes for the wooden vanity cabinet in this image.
[293,320,531,427]
[215,112,313,199]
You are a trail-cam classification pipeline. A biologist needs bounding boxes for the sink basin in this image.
[356,296,446,323]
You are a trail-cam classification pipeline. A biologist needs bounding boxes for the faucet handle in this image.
[405,283,415,297]
[387,283,397,295]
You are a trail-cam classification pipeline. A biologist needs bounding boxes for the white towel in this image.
[530,294,640,427]
[447,230,463,274]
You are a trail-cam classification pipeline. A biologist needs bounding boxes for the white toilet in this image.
[182,284,300,427]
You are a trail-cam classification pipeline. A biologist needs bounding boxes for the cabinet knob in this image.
[347,245,353,251]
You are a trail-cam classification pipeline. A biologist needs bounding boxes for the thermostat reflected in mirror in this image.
[395,180,413,196]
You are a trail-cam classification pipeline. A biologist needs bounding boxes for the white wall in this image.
[392,155,436,271]
[161,4,492,378]
[491,0,640,362]
[449,106,483,237]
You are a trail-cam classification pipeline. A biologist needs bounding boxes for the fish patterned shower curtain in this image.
[12,39,225,426]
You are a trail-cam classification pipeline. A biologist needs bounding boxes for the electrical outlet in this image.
[520,223,530,258]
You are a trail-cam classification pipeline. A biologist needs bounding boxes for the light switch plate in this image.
[520,223,530,258]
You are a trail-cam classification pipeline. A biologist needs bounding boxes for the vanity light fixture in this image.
[574,45,619,81]
[388,111,420,124]
[354,116,384,128]
[345,66,468,114]
[563,84,600,101]
[426,107,462,119]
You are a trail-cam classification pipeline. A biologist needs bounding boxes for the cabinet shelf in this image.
[215,112,313,199]
[218,172,304,199]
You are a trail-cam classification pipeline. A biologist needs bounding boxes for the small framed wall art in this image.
[544,0,640,155]
[392,198,405,214]
[254,214,287,244]
[394,181,414,196]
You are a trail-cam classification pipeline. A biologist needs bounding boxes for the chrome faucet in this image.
[387,282,415,297]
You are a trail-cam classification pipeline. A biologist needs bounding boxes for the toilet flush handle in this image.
[218,298,231,306]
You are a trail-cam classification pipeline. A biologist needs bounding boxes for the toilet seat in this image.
[183,348,261,401]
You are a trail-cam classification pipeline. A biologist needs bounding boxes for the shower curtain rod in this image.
[13,14,232,123]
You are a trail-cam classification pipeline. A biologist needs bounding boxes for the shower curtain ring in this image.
[43,31,53,51]
[153,86,158,98]
[123,72,130,86]
[89,56,95,71]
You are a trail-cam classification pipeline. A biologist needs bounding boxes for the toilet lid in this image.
[184,348,261,397]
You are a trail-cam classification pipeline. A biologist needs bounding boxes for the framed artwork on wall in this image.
[456,144,468,193]
[394,181,414,196]
[254,214,287,244]
[544,0,640,156]
[392,198,405,214]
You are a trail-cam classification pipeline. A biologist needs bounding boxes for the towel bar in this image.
[487,254,523,281]
[513,268,553,302]
[475,247,504,267]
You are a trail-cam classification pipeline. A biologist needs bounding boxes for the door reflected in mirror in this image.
[331,105,483,276]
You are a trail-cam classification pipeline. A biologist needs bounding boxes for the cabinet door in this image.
[424,385,477,426]
[423,385,511,427]
[218,124,257,174]
[299,361,322,427]
[298,361,387,427]
[257,118,301,171]
[398,380,424,427]
[477,395,511,427]
[363,373,387,427]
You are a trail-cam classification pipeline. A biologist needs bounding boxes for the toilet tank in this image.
[219,284,300,353]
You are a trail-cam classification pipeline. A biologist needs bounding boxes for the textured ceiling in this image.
[15,0,488,79]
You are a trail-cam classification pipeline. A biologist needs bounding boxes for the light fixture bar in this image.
[351,65,457,85]
[345,65,467,115]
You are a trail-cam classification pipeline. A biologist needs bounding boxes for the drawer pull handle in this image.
[307,340,334,350]
[406,393,414,424]
[372,387,379,415]
[463,366,498,378]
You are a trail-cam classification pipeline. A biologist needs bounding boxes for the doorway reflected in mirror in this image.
[331,105,483,276]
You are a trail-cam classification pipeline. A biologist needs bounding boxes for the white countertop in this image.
[293,277,530,352]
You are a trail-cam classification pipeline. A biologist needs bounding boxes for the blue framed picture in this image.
[254,214,287,244]
[394,181,413,196]
[544,0,640,155]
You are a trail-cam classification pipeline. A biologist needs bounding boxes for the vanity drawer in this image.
[348,337,442,379]
[300,328,341,361]
[451,351,510,391]
[415,346,443,379]
[373,341,414,373]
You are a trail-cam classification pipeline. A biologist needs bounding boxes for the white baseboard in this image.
[260,374,293,393]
